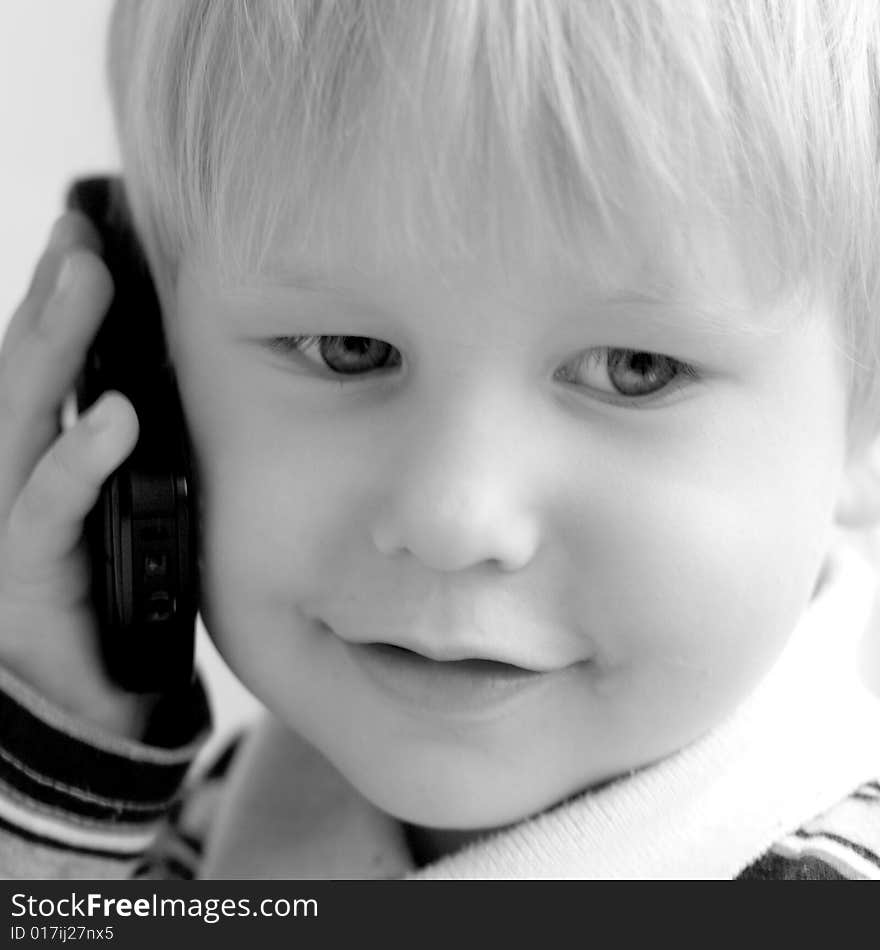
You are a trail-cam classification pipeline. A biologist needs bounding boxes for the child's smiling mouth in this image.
[337,638,584,719]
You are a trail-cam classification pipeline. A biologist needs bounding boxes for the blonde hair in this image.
[106,0,880,443]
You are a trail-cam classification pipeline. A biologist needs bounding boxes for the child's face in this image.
[169,198,851,832]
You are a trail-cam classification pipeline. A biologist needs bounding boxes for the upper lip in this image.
[334,632,570,673]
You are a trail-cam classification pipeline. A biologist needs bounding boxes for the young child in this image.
[2,0,880,879]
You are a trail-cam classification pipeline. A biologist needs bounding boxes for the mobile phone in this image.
[65,176,199,693]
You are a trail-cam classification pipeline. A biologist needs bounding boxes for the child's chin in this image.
[354,763,579,832]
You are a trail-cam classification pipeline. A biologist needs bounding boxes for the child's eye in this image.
[265,337,695,400]
[554,348,698,399]
[266,335,402,375]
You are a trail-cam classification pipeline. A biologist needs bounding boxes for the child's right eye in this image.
[266,335,402,376]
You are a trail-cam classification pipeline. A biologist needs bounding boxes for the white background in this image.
[0,1,264,763]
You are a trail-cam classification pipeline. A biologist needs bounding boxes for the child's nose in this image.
[369,391,542,573]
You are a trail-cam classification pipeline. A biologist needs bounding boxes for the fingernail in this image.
[87,396,115,432]
[49,215,73,247]
[54,255,77,297]
[48,217,67,244]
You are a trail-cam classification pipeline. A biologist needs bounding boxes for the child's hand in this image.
[0,211,156,739]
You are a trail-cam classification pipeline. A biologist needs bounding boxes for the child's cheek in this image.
[557,430,838,739]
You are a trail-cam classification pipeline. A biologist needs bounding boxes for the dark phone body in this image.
[66,176,198,693]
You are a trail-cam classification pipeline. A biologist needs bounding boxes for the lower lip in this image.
[342,640,558,718]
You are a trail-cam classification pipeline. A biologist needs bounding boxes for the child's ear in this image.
[835,436,880,528]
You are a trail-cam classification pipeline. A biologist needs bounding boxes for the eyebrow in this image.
[583,291,763,336]
[235,269,784,341]
[542,287,780,343]
[255,264,370,295]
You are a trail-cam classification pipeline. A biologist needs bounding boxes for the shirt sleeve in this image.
[0,664,211,880]
[132,731,245,879]
[736,780,880,880]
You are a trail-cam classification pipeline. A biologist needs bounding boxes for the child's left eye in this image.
[266,335,402,375]
[555,348,698,399]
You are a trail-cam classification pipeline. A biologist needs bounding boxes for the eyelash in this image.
[265,335,699,403]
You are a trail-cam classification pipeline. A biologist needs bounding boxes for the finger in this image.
[27,210,104,300]
[1,211,103,356]
[0,249,114,510]
[6,392,139,585]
